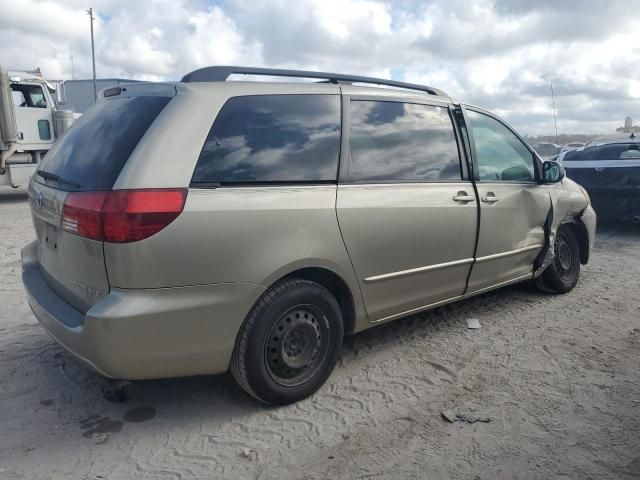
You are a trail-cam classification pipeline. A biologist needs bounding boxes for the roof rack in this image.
[180,66,450,98]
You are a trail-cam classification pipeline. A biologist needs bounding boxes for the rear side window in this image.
[564,144,640,161]
[37,96,170,191]
[192,95,341,185]
[348,101,461,182]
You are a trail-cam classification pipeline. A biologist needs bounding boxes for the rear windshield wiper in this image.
[36,170,82,189]
[190,181,221,188]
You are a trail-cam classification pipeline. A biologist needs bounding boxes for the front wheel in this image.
[230,278,343,405]
[536,225,581,294]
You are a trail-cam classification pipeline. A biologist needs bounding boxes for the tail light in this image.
[62,189,187,243]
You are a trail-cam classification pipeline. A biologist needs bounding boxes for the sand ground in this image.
[1,187,639,479]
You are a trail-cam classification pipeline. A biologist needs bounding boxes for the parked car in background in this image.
[22,66,596,405]
[534,142,561,158]
[561,142,585,152]
[559,133,640,221]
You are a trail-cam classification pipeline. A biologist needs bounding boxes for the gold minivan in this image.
[22,67,596,404]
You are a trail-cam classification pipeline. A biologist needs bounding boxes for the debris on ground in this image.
[91,432,108,444]
[466,318,481,329]
[441,410,457,422]
[441,410,491,423]
[240,448,253,459]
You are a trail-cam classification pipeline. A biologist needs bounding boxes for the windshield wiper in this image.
[36,170,82,189]
[190,181,221,188]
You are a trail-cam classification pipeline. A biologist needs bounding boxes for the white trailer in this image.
[0,67,74,188]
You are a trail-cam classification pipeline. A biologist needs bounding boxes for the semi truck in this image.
[0,66,76,188]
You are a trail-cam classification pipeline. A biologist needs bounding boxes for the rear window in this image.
[36,96,170,191]
[564,144,640,161]
[348,100,462,182]
[191,95,341,185]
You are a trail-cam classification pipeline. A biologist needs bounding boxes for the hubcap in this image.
[557,241,572,270]
[265,306,328,387]
[555,233,577,281]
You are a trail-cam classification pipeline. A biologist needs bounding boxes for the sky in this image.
[1,0,638,136]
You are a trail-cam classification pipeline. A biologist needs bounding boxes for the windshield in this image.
[35,96,170,191]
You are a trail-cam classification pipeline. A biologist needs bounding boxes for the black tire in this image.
[536,225,581,294]
[230,278,343,405]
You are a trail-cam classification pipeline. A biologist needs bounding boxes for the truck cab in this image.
[10,80,56,150]
[0,67,72,188]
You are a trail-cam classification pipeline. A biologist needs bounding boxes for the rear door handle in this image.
[481,195,499,203]
[453,192,475,203]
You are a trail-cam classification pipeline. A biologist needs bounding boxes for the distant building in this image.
[616,116,640,133]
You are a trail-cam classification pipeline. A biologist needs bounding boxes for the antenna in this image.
[87,8,97,102]
[550,83,559,152]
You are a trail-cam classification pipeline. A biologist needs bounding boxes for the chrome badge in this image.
[73,280,104,298]
[35,191,44,208]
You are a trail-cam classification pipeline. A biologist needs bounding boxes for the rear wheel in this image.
[230,278,343,405]
[536,225,580,293]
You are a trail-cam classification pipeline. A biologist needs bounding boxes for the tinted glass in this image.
[37,120,51,140]
[563,144,640,161]
[192,95,341,184]
[11,84,47,108]
[467,110,535,182]
[348,101,461,181]
[37,96,170,191]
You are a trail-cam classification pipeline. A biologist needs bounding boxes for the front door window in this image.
[467,110,535,182]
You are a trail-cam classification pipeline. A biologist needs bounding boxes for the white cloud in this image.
[0,0,638,134]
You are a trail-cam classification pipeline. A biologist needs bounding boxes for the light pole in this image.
[87,8,97,102]
[550,83,559,150]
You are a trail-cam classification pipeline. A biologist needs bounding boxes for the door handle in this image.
[481,194,499,203]
[453,192,475,203]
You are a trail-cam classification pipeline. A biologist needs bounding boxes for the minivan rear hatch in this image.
[29,90,173,312]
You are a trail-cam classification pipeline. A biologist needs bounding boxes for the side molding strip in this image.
[475,244,543,264]
[364,244,542,284]
[364,258,475,284]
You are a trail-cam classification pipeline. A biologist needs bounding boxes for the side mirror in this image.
[542,160,565,184]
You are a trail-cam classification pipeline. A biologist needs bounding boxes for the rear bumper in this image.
[21,240,265,380]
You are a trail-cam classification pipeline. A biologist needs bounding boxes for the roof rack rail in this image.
[180,66,450,98]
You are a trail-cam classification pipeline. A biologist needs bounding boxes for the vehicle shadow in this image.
[0,188,28,203]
